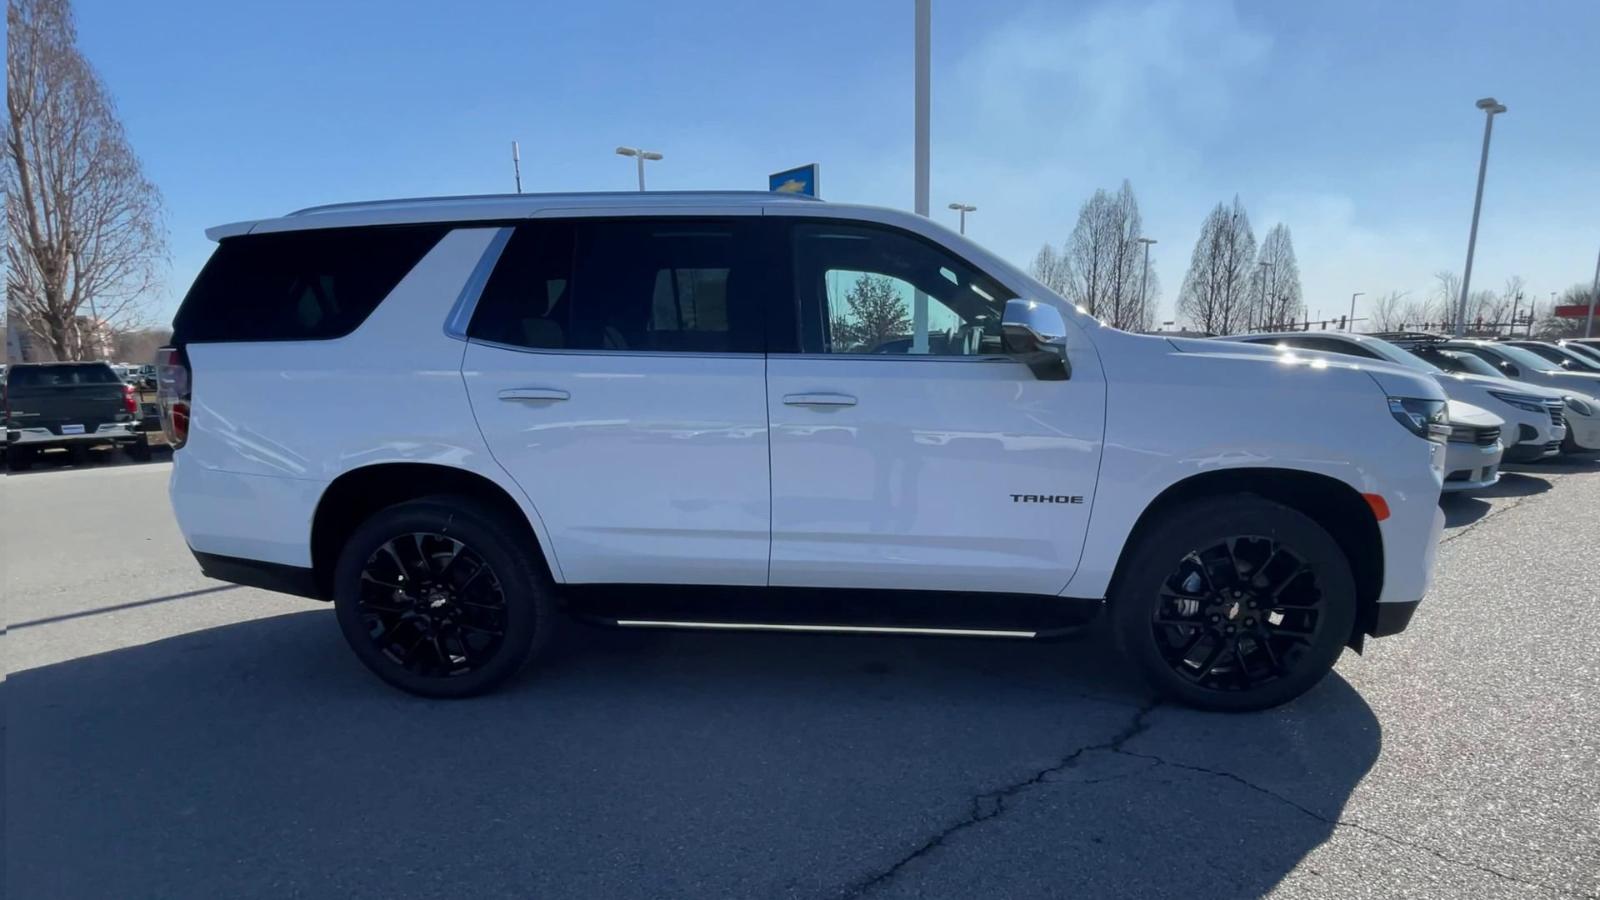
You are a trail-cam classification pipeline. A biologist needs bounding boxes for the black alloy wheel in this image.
[356,532,508,678]
[1112,494,1356,712]
[1150,536,1325,693]
[334,496,553,698]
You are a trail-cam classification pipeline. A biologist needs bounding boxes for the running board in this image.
[614,620,1038,638]
[562,584,1103,639]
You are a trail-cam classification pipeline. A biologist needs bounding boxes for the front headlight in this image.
[1389,397,1450,443]
[1487,390,1552,414]
[1563,396,1594,417]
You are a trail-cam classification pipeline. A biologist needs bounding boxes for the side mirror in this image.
[1002,299,1071,381]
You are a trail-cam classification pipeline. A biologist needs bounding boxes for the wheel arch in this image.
[309,462,557,601]
[1106,467,1384,651]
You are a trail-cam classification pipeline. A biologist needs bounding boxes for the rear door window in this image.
[468,218,767,353]
[171,225,448,343]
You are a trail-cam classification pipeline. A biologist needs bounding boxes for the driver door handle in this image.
[783,392,857,408]
[498,388,570,402]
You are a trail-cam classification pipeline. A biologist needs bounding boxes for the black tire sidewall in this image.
[333,496,552,698]
[1112,494,1358,712]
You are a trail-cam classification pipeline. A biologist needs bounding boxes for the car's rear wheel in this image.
[1112,494,1357,712]
[333,496,554,698]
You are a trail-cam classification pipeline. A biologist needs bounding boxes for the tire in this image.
[333,495,555,698]
[6,447,33,471]
[1111,494,1357,712]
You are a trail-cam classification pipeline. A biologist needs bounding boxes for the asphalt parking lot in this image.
[5,455,1598,899]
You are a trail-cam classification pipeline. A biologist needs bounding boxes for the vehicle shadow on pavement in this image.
[1439,472,1551,527]
[4,444,172,476]
[8,610,1379,900]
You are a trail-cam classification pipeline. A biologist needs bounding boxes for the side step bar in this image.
[614,620,1039,638]
[563,584,1103,639]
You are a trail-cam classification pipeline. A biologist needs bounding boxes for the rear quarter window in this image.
[171,225,449,343]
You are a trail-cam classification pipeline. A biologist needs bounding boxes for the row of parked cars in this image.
[1215,332,1600,492]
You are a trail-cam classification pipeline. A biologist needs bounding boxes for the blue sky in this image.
[78,0,1600,327]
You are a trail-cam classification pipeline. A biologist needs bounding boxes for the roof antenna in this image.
[511,141,523,194]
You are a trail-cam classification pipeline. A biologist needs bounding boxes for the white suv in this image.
[160,192,1448,711]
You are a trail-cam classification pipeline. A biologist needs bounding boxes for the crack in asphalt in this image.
[833,699,1162,900]
[833,699,1590,900]
[1111,749,1591,900]
[1439,490,1546,546]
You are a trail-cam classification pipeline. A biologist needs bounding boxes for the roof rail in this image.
[1367,331,1451,344]
[287,190,822,217]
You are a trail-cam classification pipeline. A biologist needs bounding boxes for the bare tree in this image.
[5,0,165,361]
[1037,180,1156,330]
[1534,282,1597,339]
[1029,244,1069,296]
[1249,224,1303,329]
[1367,290,1410,332]
[1177,197,1257,335]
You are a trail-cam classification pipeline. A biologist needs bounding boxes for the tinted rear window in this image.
[8,364,121,386]
[171,225,448,343]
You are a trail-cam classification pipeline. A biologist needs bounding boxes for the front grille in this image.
[1543,440,1562,455]
[1449,425,1500,446]
[1549,404,1566,428]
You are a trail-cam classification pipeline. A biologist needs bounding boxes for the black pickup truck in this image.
[4,361,150,469]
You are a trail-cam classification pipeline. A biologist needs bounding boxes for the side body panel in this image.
[171,228,561,575]
[1065,331,1447,607]
[462,345,771,585]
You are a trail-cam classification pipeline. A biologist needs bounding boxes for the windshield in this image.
[7,364,121,387]
[1436,350,1505,378]
[1363,339,1441,373]
[1488,343,1564,372]
[1540,344,1600,371]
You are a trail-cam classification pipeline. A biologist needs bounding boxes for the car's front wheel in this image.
[1111,494,1358,712]
[333,495,554,698]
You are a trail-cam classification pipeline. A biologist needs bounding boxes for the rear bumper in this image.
[192,550,322,600]
[7,423,140,446]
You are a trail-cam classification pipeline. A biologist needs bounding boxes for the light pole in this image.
[1137,237,1157,314]
[511,141,523,194]
[1256,261,1273,331]
[1587,247,1599,338]
[615,146,663,191]
[1454,97,1507,336]
[947,202,976,234]
[911,0,931,353]
[1349,292,1364,332]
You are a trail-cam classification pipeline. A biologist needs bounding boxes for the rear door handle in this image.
[782,392,857,408]
[498,388,570,402]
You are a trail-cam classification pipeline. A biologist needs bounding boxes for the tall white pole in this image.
[1138,239,1154,311]
[1455,99,1506,336]
[1587,245,1599,338]
[636,155,646,191]
[911,0,931,353]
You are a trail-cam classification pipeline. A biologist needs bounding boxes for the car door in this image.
[764,217,1105,595]
[461,215,773,586]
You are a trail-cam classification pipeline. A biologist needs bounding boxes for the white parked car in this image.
[1427,340,1600,455]
[160,191,1449,711]
[1438,401,1503,491]
[1219,331,1563,463]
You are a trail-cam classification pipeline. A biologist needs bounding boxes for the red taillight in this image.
[121,383,138,415]
[156,346,191,449]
